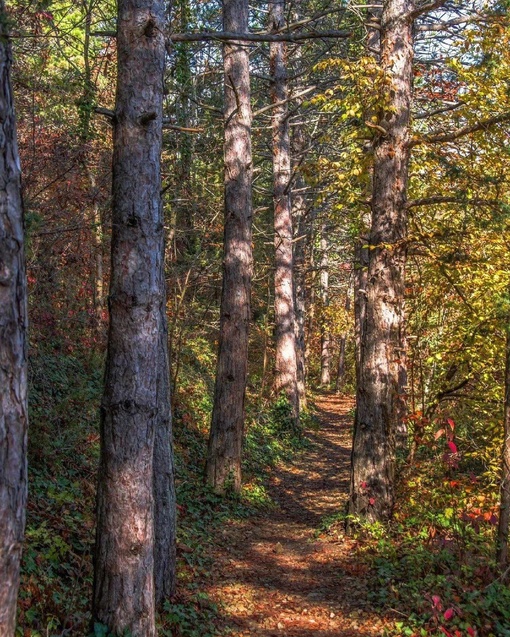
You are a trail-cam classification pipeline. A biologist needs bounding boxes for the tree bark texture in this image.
[497,322,510,569]
[154,316,176,605]
[206,0,253,493]
[291,117,309,412]
[92,1,168,633]
[0,5,29,633]
[348,0,413,523]
[270,0,299,427]
[319,225,331,386]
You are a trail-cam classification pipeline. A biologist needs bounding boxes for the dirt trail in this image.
[206,394,392,636]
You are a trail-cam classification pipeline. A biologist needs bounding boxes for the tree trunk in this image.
[205,0,253,493]
[497,320,510,570]
[348,0,413,523]
[319,224,331,386]
[154,317,176,604]
[0,5,29,633]
[291,119,309,412]
[92,1,167,633]
[335,336,347,393]
[335,291,351,393]
[270,0,299,428]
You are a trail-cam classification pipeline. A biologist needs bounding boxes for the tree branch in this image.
[253,86,316,117]
[407,195,503,209]
[169,30,351,42]
[407,0,449,21]
[410,111,510,146]
[414,101,464,120]
[93,29,351,42]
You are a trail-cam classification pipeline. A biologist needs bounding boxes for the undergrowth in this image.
[18,342,309,637]
[321,438,509,637]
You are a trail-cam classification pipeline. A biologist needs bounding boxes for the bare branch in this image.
[407,195,503,209]
[93,29,351,42]
[253,86,316,117]
[410,111,510,146]
[414,101,464,120]
[407,0,449,20]
[169,30,351,43]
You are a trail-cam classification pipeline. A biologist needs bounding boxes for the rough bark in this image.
[0,5,29,633]
[92,1,167,633]
[205,0,253,493]
[270,0,299,427]
[319,224,331,387]
[497,322,510,570]
[348,0,413,523]
[291,114,309,412]
[154,317,176,604]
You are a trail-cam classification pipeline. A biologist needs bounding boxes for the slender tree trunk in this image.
[270,0,299,427]
[81,1,105,330]
[348,0,413,523]
[0,5,29,633]
[92,1,167,633]
[335,336,347,392]
[335,291,351,393]
[320,224,331,386]
[291,120,309,412]
[206,0,253,493]
[154,317,176,604]
[353,242,369,384]
[497,321,510,570]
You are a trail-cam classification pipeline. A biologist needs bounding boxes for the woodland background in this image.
[4,0,510,635]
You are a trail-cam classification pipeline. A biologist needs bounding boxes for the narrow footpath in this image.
[205,394,393,636]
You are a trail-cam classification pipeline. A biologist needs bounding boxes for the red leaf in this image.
[360,481,367,489]
[369,497,375,505]
[447,418,455,430]
[467,627,476,637]
[490,513,499,525]
[435,428,446,440]
[432,594,442,608]
[443,608,455,620]
[439,628,452,637]
[447,441,458,454]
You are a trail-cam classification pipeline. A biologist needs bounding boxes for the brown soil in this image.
[205,394,393,636]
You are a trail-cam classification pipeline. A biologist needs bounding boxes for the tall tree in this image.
[154,318,176,604]
[269,0,299,427]
[0,2,29,633]
[205,0,253,493]
[319,223,331,386]
[92,0,169,633]
[348,0,413,522]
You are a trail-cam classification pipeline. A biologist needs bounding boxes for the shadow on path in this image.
[205,394,393,636]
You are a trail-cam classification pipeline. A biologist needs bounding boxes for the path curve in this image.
[206,394,392,636]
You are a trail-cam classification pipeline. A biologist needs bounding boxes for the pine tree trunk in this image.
[335,336,347,393]
[0,5,29,633]
[348,0,413,523]
[270,0,299,427]
[154,316,176,604]
[206,0,253,493]
[320,225,331,386]
[92,1,167,633]
[497,322,510,570]
[291,122,309,412]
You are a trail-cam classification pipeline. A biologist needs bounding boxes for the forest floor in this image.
[201,394,394,636]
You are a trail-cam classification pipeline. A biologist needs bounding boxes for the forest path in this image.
[206,394,392,636]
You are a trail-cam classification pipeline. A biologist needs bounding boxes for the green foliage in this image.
[19,349,101,634]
